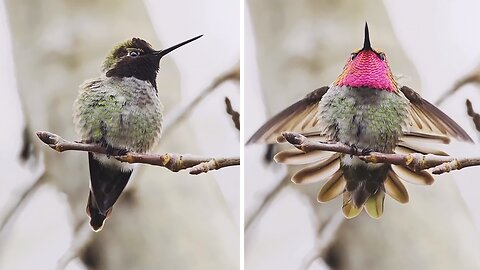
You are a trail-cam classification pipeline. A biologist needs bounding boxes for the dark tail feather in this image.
[87,153,132,231]
[343,181,383,219]
[346,181,375,208]
[86,191,110,231]
[350,181,374,208]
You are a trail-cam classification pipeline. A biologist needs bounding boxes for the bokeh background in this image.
[0,0,239,269]
[245,1,480,269]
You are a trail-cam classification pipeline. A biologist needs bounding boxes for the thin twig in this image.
[282,132,480,174]
[162,65,239,134]
[302,212,345,270]
[466,99,480,132]
[436,71,480,105]
[190,157,240,175]
[430,157,480,174]
[36,131,239,174]
[19,125,34,162]
[0,172,46,233]
[224,97,240,131]
[0,119,44,238]
[245,173,290,231]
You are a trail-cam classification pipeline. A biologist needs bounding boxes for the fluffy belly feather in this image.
[318,85,409,153]
[73,77,163,153]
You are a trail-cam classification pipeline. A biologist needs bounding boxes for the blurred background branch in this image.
[301,212,344,270]
[224,97,240,131]
[55,221,93,270]
[0,171,45,233]
[436,68,480,105]
[245,173,289,231]
[466,99,480,133]
[162,64,239,136]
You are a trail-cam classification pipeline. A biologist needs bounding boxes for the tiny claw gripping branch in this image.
[279,131,480,174]
[35,131,239,174]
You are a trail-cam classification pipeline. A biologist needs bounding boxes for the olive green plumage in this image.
[73,76,163,153]
[72,35,201,231]
[317,85,409,209]
[319,86,409,153]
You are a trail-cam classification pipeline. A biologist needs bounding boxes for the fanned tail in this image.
[342,167,434,219]
[274,129,441,220]
[277,146,435,219]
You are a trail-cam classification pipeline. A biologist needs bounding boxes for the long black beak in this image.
[362,22,371,51]
[153,35,203,58]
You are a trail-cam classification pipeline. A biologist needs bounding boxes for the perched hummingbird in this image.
[73,35,202,231]
[248,23,472,218]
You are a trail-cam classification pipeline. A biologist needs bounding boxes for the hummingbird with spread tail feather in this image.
[73,35,202,231]
[248,23,472,218]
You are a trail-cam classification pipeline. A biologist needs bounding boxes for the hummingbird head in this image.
[334,23,397,92]
[103,35,202,89]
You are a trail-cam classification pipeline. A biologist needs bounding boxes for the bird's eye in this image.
[128,51,140,57]
[350,53,357,61]
[379,53,386,61]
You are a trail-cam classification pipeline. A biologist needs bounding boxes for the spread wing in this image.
[400,86,473,143]
[246,86,329,144]
[247,85,472,145]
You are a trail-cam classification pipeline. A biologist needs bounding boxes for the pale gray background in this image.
[245,1,480,269]
[0,0,239,269]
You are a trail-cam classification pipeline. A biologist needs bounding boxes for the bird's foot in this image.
[348,144,372,157]
[361,148,373,156]
[105,145,128,157]
[349,144,358,158]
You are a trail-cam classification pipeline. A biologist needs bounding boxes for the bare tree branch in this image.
[55,221,93,270]
[430,157,480,174]
[245,173,289,231]
[36,131,239,175]
[436,70,480,105]
[0,171,46,234]
[466,99,480,133]
[190,158,241,175]
[282,132,480,174]
[162,64,239,135]
[19,125,34,162]
[224,97,240,131]
[302,212,345,270]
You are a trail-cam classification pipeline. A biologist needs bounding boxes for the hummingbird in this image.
[248,23,472,219]
[73,35,202,231]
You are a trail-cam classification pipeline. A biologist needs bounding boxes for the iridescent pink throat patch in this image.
[335,50,396,92]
